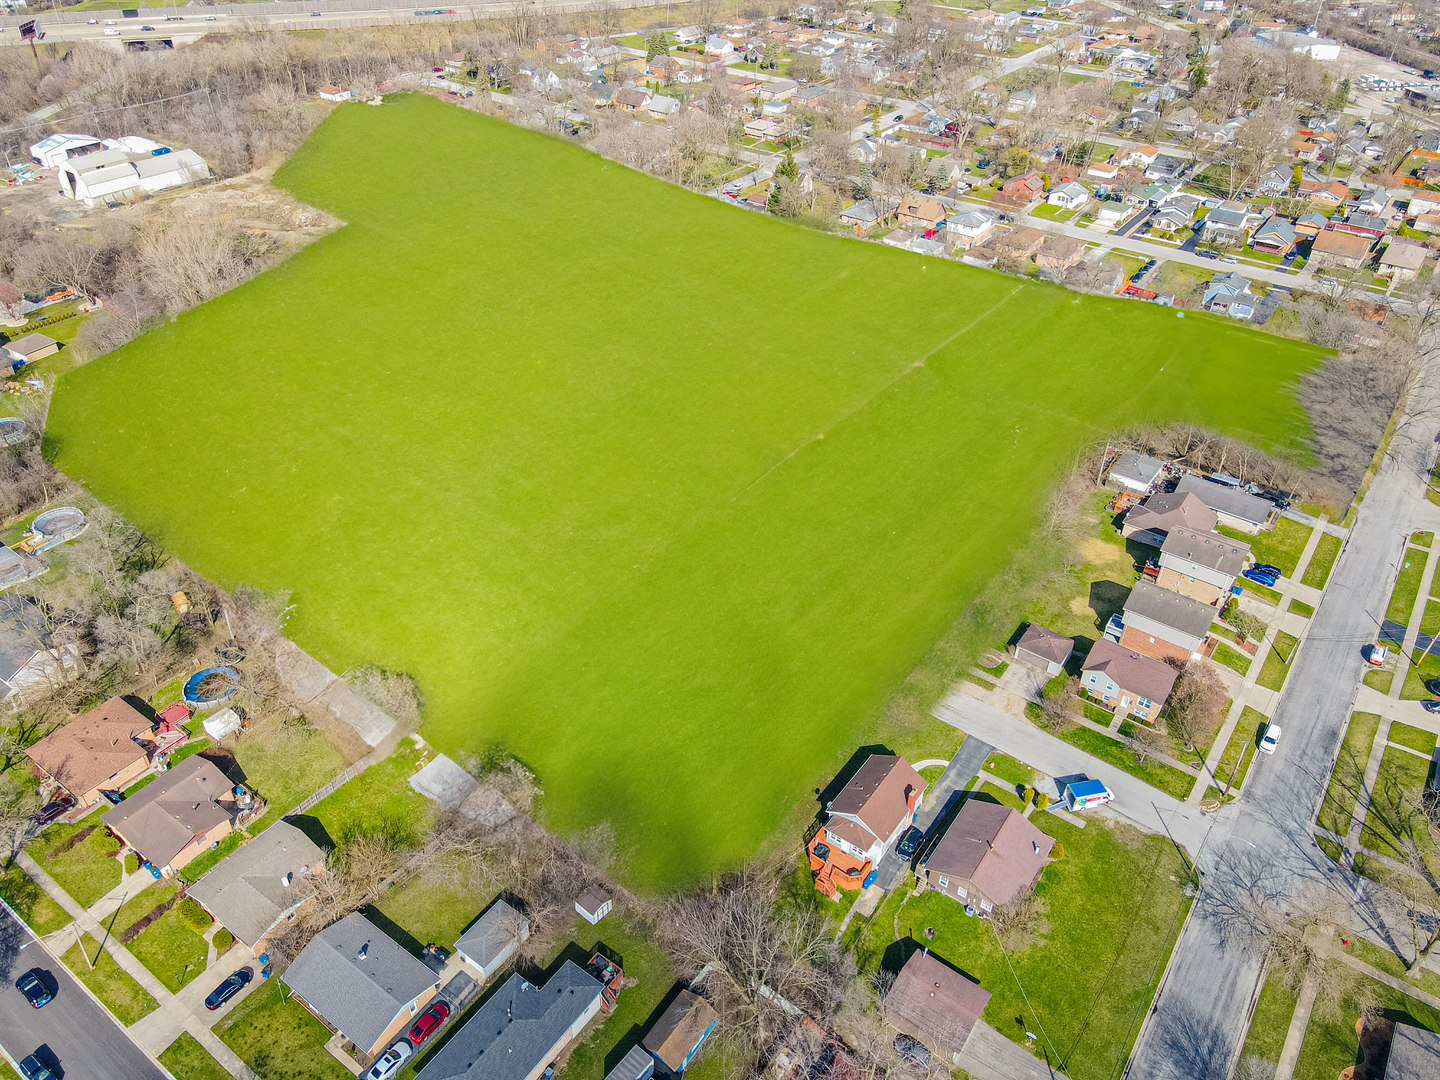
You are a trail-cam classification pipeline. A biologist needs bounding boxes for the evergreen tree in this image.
[777,151,799,181]
[854,162,873,198]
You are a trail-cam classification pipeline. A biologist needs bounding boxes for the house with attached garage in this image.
[919,798,1054,912]
[1379,240,1429,282]
[881,949,991,1064]
[1250,217,1297,255]
[415,961,603,1080]
[1120,579,1217,662]
[896,194,946,231]
[943,208,996,250]
[1081,639,1179,722]
[187,821,324,956]
[25,696,159,807]
[2,333,59,369]
[1013,624,1074,676]
[807,754,926,896]
[1122,492,1217,546]
[283,912,442,1060]
[1173,475,1273,533]
[644,990,720,1075]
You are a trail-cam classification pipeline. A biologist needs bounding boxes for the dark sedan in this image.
[16,969,52,1009]
[205,968,253,1011]
[895,826,923,860]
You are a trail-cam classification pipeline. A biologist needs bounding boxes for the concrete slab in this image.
[272,640,337,703]
[409,754,480,809]
[315,680,396,747]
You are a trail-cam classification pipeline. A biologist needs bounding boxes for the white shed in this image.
[30,134,102,168]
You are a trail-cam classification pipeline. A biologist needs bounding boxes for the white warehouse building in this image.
[29,133,103,168]
[57,147,211,206]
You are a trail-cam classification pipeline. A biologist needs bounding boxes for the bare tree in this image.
[1164,660,1227,752]
[1127,722,1168,765]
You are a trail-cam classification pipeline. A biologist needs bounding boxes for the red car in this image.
[408,1001,450,1045]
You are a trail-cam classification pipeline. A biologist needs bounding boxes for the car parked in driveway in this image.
[1423,700,1440,714]
[895,826,923,860]
[34,794,73,825]
[408,1000,450,1045]
[1259,723,1281,754]
[365,1041,412,1080]
[1243,566,1280,587]
[15,969,51,1009]
[205,968,252,1010]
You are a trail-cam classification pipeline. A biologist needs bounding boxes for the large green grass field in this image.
[46,95,1325,889]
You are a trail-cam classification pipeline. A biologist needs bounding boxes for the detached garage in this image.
[3,333,59,368]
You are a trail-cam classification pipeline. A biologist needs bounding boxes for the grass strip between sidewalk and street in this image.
[1257,630,1299,692]
[1387,548,1430,623]
[1317,712,1382,837]
[1301,532,1342,589]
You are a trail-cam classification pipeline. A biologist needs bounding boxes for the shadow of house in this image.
[1088,580,1133,632]
[817,745,896,807]
[282,814,336,854]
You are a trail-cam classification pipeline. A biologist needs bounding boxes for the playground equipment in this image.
[184,665,240,709]
[18,506,87,553]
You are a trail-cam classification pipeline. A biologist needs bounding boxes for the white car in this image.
[1259,724,1281,755]
[104,27,119,35]
[364,1041,412,1080]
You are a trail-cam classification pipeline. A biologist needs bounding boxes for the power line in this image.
[1,86,211,137]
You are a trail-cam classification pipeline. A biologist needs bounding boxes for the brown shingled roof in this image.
[26,696,153,798]
[827,755,926,847]
[643,990,719,1071]
[1015,624,1074,666]
[921,799,1053,907]
[883,950,991,1055]
[1124,492,1216,537]
[1081,639,1180,706]
[102,756,234,868]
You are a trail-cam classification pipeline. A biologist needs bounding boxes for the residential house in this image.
[1293,211,1330,238]
[1379,240,1429,282]
[415,961,603,1080]
[1145,155,1186,181]
[644,991,720,1075]
[614,88,653,113]
[648,56,682,82]
[1087,161,1120,181]
[26,696,157,807]
[943,208,995,252]
[102,756,255,876]
[792,85,832,110]
[1386,1022,1440,1079]
[839,197,882,236]
[1149,204,1193,234]
[1107,451,1165,493]
[576,885,612,924]
[188,821,325,955]
[1008,88,1038,112]
[1204,271,1256,319]
[647,96,681,119]
[743,117,789,142]
[1080,640,1179,722]
[1035,235,1087,269]
[995,226,1046,259]
[605,1047,657,1080]
[453,898,530,981]
[283,912,442,1059]
[993,171,1045,208]
[895,194,946,231]
[1303,179,1350,206]
[705,34,735,55]
[1158,525,1250,603]
[881,950,990,1063]
[2,333,59,369]
[1165,106,1200,134]
[0,595,79,704]
[1122,492,1217,546]
[1333,213,1387,240]
[1256,166,1291,197]
[317,85,354,102]
[1200,202,1253,245]
[1250,217,1297,255]
[1124,144,1160,168]
[1047,181,1088,210]
[1120,579,1217,662]
[920,799,1054,912]
[672,24,703,44]
[807,755,925,896]
[1174,474,1273,533]
[1308,228,1374,271]
[1013,624,1074,676]
[1414,213,1440,234]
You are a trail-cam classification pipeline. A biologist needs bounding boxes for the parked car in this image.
[17,1055,55,1080]
[894,1034,935,1067]
[1243,567,1280,587]
[1259,723,1282,755]
[34,795,73,825]
[1221,255,1239,264]
[1423,700,1440,714]
[206,14,218,19]
[86,17,97,23]
[1197,249,1218,259]
[205,968,253,1011]
[1368,644,1390,666]
[896,826,923,860]
[15,970,51,1009]
[409,1001,450,1045]
[365,1041,412,1080]
[1251,563,1283,578]
[140,25,155,30]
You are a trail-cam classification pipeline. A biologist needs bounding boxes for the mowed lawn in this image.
[47,95,1324,889]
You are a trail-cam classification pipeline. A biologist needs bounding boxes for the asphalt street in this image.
[1125,414,1440,1080]
[0,906,164,1079]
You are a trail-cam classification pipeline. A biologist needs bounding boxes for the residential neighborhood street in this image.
[0,905,166,1080]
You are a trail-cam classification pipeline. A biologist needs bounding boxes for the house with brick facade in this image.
[1080,639,1179,722]
[1120,579,1215,662]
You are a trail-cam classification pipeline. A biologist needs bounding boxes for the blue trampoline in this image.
[183,665,240,709]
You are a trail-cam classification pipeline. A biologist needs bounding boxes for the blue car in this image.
[1243,567,1280,587]
[1251,563,1283,578]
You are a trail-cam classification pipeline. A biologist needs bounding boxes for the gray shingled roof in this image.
[1385,1022,1440,1079]
[604,1045,656,1080]
[1160,525,1250,576]
[415,962,602,1080]
[1123,579,1216,639]
[282,913,439,1052]
[1174,475,1273,527]
[1109,452,1164,490]
[0,595,50,687]
[454,899,528,972]
[187,821,324,947]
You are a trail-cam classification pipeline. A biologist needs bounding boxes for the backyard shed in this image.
[1107,452,1164,493]
[644,990,720,1074]
[3,333,59,367]
[605,1045,657,1080]
[454,897,530,979]
[576,885,612,924]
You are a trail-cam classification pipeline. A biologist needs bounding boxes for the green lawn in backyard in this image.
[308,740,433,846]
[231,723,350,832]
[1237,966,1298,1067]
[1059,725,1195,799]
[158,1032,234,1080]
[29,820,121,908]
[849,787,1192,1079]
[214,977,350,1080]
[46,94,1326,889]
[1361,746,1436,862]
[375,859,496,951]
[1212,642,1252,676]
[1224,517,1312,578]
[59,932,158,1025]
[1288,598,1314,618]
[1317,712,1381,837]
[1389,721,1438,756]
[127,902,212,993]
[1293,963,1440,1080]
[1300,532,1342,589]
[0,864,71,935]
[1257,630,1299,692]
[1387,548,1430,623]
[1213,707,1267,793]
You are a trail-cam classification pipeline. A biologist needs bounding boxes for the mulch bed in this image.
[47,825,96,860]
[118,889,186,945]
